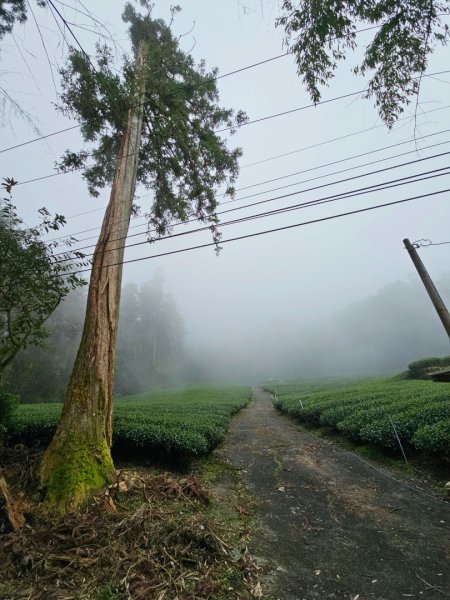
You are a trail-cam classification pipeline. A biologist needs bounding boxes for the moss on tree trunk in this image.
[39,46,147,512]
[39,437,114,512]
[39,326,119,510]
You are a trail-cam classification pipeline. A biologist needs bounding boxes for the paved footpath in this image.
[218,388,450,600]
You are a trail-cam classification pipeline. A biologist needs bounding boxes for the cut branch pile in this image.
[0,447,260,599]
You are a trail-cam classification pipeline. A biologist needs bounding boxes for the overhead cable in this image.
[61,186,450,277]
[240,105,450,169]
[413,238,450,247]
[0,24,382,155]
[44,130,450,245]
[51,148,450,258]
[57,104,450,222]
[54,167,450,265]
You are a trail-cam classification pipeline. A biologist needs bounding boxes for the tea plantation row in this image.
[266,379,450,456]
[10,386,250,459]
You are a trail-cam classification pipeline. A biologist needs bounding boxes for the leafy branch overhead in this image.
[56,3,247,242]
[0,181,86,376]
[277,0,450,127]
[0,0,46,43]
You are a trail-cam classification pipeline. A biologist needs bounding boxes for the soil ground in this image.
[215,388,450,600]
[0,451,257,600]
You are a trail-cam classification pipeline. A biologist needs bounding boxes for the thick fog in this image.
[6,271,449,401]
[2,1,450,395]
[183,273,450,383]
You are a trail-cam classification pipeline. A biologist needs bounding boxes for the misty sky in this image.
[1,0,450,376]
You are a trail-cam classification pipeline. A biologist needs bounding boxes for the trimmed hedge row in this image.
[267,379,450,456]
[405,356,450,380]
[10,386,250,458]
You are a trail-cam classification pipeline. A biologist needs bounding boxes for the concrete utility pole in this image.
[403,238,450,338]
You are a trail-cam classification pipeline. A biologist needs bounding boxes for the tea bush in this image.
[10,386,250,459]
[268,379,450,456]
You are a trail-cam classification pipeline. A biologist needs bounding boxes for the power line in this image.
[66,127,450,220]
[59,105,450,222]
[220,165,450,220]
[223,139,450,205]
[216,90,364,133]
[51,0,128,54]
[54,166,450,265]
[60,168,450,264]
[9,65,450,188]
[240,104,450,169]
[46,0,97,72]
[14,146,143,187]
[0,24,383,155]
[62,186,450,277]
[413,238,450,247]
[0,53,304,155]
[215,70,450,135]
[11,88,368,187]
[0,1,99,155]
[45,130,450,245]
[0,125,80,153]
[226,169,450,225]
[211,24,382,85]
[52,148,450,259]
[232,129,450,194]
[132,132,450,222]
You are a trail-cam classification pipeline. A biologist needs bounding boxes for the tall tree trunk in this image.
[40,45,146,512]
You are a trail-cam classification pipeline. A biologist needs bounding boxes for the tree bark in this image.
[39,45,147,512]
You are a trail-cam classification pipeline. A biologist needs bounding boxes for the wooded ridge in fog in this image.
[5,272,449,402]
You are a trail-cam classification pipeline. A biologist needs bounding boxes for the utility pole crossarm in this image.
[403,238,450,339]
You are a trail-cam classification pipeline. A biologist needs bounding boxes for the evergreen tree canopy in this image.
[57,3,246,244]
[277,0,450,127]
[0,0,45,42]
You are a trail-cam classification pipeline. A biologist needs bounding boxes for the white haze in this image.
[1,0,449,387]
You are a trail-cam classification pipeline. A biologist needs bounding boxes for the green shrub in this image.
[413,419,450,455]
[273,379,450,456]
[359,398,450,449]
[0,386,19,445]
[406,356,450,379]
[10,386,250,459]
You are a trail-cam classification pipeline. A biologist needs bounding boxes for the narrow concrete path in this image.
[218,388,450,600]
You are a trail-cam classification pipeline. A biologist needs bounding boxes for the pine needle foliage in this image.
[277,0,450,127]
[0,0,45,42]
[56,3,246,243]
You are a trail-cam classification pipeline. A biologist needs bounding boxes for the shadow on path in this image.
[217,388,450,600]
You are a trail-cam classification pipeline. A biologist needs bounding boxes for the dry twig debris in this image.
[0,448,259,599]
